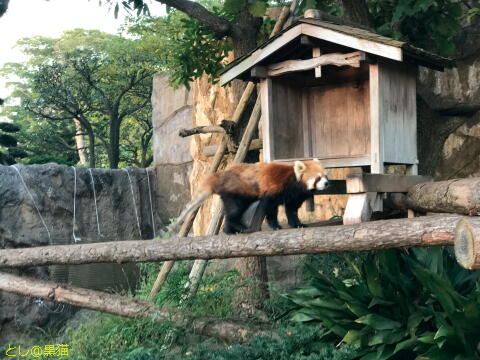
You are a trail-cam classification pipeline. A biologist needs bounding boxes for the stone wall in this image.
[0,164,163,342]
[151,74,193,223]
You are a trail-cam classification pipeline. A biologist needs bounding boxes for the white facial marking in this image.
[316,176,329,191]
[306,177,316,190]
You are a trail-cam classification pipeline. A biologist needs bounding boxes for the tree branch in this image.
[155,0,232,38]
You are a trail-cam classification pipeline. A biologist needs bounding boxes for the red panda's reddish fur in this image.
[171,160,328,234]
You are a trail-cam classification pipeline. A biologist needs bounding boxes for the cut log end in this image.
[454,218,480,270]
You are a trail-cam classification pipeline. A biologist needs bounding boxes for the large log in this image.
[0,214,461,268]
[0,272,268,343]
[405,178,480,215]
[454,217,480,269]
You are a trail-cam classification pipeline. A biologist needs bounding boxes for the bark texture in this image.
[0,272,269,343]
[406,178,480,215]
[0,214,462,268]
[340,0,374,28]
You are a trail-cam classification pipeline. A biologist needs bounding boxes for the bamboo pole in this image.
[184,97,262,300]
[148,4,295,300]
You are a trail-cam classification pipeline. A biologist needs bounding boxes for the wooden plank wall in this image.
[307,79,371,159]
[271,79,305,159]
[378,59,417,165]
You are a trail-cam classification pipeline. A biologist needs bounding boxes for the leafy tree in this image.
[0,102,78,165]
[0,100,28,165]
[2,29,162,168]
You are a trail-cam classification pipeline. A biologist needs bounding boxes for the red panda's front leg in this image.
[285,197,307,228]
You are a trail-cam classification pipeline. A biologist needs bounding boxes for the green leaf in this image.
[393,338,417,354]
[224,0,245,15]
[342,329,362,345]
[249,0,267,17]
[290,311,314,322]
[368,329,406,346]
[434,325,455,340]
[114,3,119,18]
[356,314,402,330]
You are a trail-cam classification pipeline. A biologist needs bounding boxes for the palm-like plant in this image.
[285,248,480,360]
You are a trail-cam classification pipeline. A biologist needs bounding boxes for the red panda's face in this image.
[294,159,329,191]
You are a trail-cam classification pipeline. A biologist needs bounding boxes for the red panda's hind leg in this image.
[221,195,255,234]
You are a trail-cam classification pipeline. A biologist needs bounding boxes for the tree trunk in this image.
[109,115,121,169]
[0,272,269,343]
[340,0,374,28]
[77,117,96,168]
[73,118,88,165]
[0,214,461,268]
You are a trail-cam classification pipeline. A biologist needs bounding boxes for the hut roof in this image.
[220,16,454,86]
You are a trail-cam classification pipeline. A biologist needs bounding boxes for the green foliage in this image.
[367,0,463,55]
[285,248,480,359]
[66,314,177,360]
[0,122,20,132]
[0,118,26,164]
[183,324,360,360]
[125,3,231,89]
[2,28,161,168]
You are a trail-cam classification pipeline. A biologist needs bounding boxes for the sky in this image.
[0,0,166,99]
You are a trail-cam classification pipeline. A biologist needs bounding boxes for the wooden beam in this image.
[220,25,303,86]
[313,180,346,195]
[343,192,382,225]
[301,23,403,62]
[346,173,432,194]
[267,51,363,77]
[313,47,322,77]
[251,66,268,79]
[0,214,462,268]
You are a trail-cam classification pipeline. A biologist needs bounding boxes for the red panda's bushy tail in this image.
[169,185,212,233]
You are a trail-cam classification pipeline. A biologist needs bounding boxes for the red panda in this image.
[171,159,329,234]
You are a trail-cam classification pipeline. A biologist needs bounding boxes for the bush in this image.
[285,248,480,360]
[182,324,359,360]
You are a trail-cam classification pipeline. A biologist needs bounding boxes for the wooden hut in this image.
[220,10,453,176]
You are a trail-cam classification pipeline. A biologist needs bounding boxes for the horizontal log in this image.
[179,125,225,138]
[0,272,268,343]
[0,214,462,268]
[406,178,480,215]
[267,51,364,77]
[346,173,432,193]
[0,271,164,319]
[203,139,263,157]
[454,217,480,269]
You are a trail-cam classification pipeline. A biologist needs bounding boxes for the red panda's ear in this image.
[294,161,306,180]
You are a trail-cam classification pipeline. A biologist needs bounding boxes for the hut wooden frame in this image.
[220,15,452,176]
